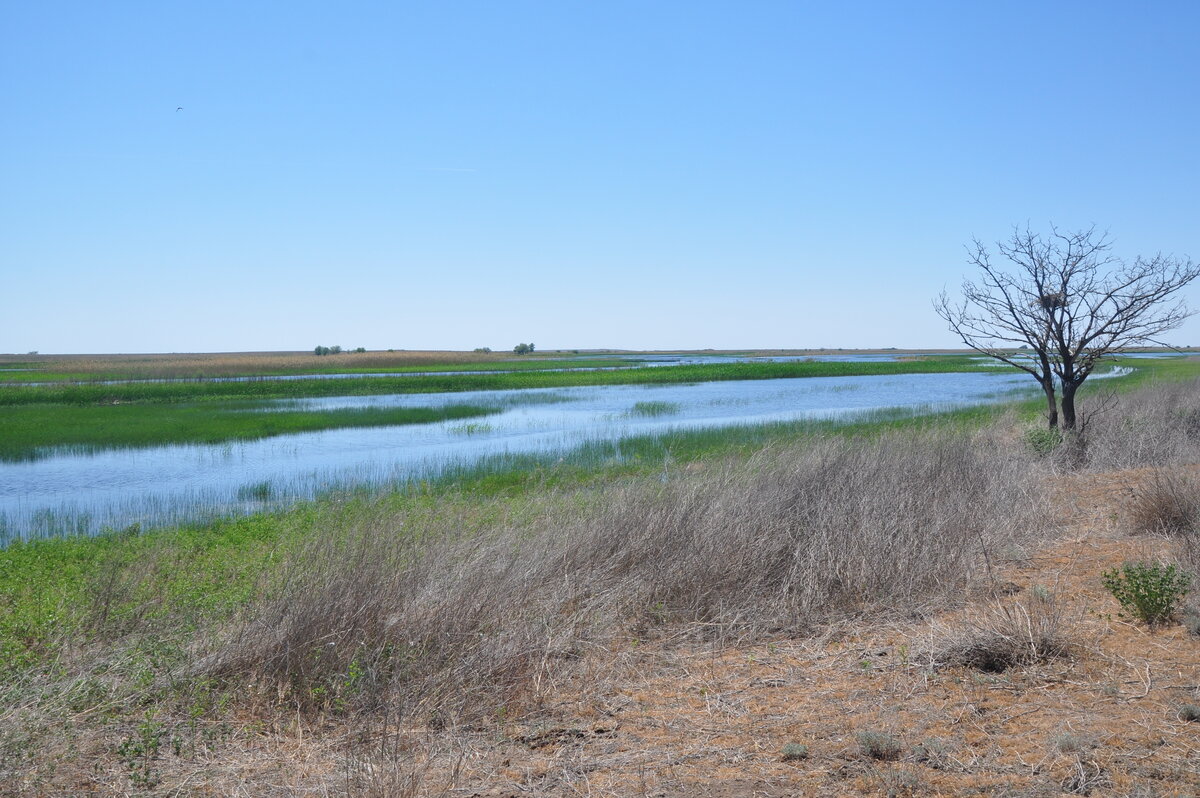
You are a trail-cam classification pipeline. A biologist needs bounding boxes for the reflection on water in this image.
[0,369,1089,540]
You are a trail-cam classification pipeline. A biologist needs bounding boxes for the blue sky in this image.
[2,1,1198,353]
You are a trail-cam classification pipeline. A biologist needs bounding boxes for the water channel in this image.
[0,368,1067,541]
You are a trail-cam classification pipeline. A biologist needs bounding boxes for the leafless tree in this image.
[936,226,1198,431]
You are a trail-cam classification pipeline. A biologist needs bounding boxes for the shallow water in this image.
[0,369,1058,540]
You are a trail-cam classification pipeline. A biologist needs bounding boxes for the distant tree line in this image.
[313,345,368,356]
[513,342,536,355]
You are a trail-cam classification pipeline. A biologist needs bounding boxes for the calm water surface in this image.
[0,369,1082,540]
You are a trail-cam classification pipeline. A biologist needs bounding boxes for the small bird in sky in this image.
[175,106,183,112]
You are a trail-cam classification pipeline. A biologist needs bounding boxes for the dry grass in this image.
[1081,377,1200,471]
[201,429,1050,727]
[1125,468,1200,536]
[932,588,1075,672]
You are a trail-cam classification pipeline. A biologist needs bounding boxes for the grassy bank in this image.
[0,356,1006,406]
[0,357,641,383]
[0,401,507,462]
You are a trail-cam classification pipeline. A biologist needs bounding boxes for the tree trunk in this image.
[1061,381,1079,431]
[1042,380,1059,429]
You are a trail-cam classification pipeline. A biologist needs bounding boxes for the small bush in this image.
[780,742,809,761]
[1178,704,1200,722]
[1052,733,1091,754]
[912,738,951,769]
[1101,561,1193,627]
[857,731,902,761]
[1025,426,1062,457]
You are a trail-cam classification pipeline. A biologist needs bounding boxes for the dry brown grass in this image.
[932,588,1076,673]
[1125,467,1200,537]
[1082,377,1200,471]
[199,429,1050,729]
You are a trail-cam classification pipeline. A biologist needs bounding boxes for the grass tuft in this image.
[935,590,1073,672]
[856,730,903,761]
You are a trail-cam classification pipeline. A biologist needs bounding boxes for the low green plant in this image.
[116,712,165,788]
[1179,704,1200,722]
[1025,425,1062,456]
[781,742,809,761]
[856,730,902,761]
[1101,561,1193,627]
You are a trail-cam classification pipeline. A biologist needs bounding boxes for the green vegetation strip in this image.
[0,357,1003,406]
[0,357,639,382]
[0,402,501,462]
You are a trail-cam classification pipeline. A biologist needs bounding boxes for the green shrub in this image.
[780,742,809,761]
[1025,425,1062,456]
[1179,704,1200,722]
[1101,561,1192,627]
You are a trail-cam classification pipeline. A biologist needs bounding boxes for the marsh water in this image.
[0,368,1064,540]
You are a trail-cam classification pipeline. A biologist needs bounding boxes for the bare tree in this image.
[936,226,1198,431]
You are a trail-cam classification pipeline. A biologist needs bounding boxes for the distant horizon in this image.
[5,344,1199,358]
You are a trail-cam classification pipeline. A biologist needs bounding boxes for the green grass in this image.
[0,401,504,462]
[0,357,1009,406]
[0,357,641,383]
[627,400,681,416]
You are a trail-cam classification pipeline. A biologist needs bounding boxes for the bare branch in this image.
[936,225,1199,431]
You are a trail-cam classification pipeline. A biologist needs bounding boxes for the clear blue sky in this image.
[2,1,1198,353]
